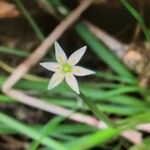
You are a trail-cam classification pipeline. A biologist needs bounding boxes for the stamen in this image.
[62,64,71,73]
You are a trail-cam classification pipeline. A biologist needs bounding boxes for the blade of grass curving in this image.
[81,86,142,100]
[13,0,45,41]
[28,116,64,150]
[97,104,147,115]
[67,127,119,150]
[0,46,30,57]
[96,71,136,84]
[107,95,147,107]
[117,111,150,129]
[79,92,115,127]
[48,99,148,115]
[0,123,98,137]
[120,0,150,41]
[0,112,68,150]
[43,97,148,114]
[0,124,77,141]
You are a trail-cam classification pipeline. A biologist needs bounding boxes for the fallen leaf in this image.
[0,1,19,18]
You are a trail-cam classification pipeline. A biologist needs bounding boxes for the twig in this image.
[122,130,142,144]
[0,60,48,82]
[85,21,150,85]
[3,88,144,144]
[137,123,150,133]
[2,0,94,92]
[5,89,105,128]
[13,0,44,41]
[85,21,128,58]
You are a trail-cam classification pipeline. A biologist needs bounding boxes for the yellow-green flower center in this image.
[62,64,71,73]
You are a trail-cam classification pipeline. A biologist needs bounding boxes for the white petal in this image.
[72,66,95,76]
[65,73,80,94]
[55,41,67,64]
[67,46,87,66]
[39,62,61,72]
[48,72,64,90]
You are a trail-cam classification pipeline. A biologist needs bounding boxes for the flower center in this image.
[62,64,71,73]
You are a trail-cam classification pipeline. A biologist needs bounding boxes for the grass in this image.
[120,0,150,42]
[0,46,30,57]
[13,0,45,41]
[0,0,150,149]
[28,116,65,150]
[0,112,68,150]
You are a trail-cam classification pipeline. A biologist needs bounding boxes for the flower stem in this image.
[77,92,115,127]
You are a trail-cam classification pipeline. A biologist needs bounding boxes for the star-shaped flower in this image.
[40,42,95,94]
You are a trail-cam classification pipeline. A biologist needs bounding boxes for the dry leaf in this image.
[0,1,19,18]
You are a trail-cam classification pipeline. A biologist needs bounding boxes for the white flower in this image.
[40,41,95,94]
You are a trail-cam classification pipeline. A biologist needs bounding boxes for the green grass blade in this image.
[75,22,135,78]
[96,71,137,84]
[56,124,97,134]
[0,46,29,57]
[120,0,150,41]
[67,128,119,150]
[13,0,45,41]
[117,111,150,129]
[79,92,115,127]
[0,112,68,150]
[28,116,64,150]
